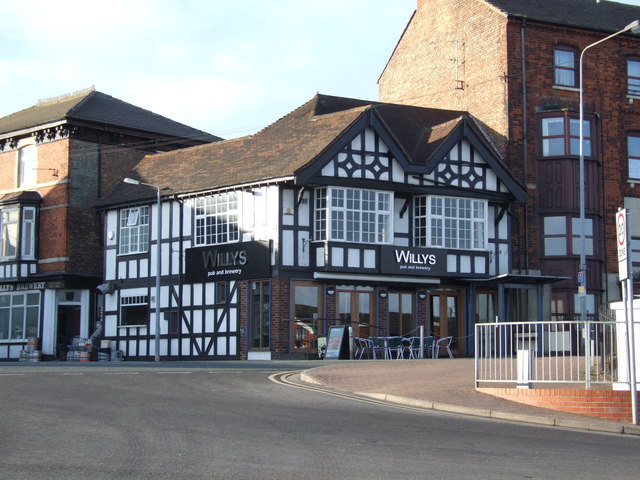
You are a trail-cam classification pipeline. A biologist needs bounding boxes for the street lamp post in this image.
[124,177,162,362]
[579,20,640,388]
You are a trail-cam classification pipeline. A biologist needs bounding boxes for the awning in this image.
[463,273,569,286]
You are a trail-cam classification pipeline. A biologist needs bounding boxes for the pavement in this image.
[299,358,640,436]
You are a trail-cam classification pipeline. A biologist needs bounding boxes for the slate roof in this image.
[484,0,640,33]
[96,94,522,208]
[0,88,220,142]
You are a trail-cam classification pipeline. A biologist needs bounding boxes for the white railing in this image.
[475,320,620,388]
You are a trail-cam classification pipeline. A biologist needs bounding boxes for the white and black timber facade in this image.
[96,94,554,361]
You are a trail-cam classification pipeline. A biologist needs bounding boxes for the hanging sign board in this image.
[324,325,350,359]
[616,209,629,281]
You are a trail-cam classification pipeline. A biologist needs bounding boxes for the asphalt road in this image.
[1,361,639,479]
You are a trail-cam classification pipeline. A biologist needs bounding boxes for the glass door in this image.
[292,282,322,353]
[337,289,373,338]
[429,290,463,355]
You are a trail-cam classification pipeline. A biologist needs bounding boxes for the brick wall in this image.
[381,0,640,294]
[478,387,639,422]
[380,0,509,153]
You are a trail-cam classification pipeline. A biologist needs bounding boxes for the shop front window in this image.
[0,292,40,340]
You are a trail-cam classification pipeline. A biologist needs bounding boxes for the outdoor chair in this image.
[410,336,434,359]
[354,337,374,359]
[370,337,387,359]
[399,337,415,359]
[433,336,453,359]
[386,336,404,359]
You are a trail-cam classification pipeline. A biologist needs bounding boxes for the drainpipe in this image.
[521,19,530,274]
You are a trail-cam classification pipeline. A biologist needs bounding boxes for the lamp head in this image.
[123,177,141,185]
[626,19,640,34]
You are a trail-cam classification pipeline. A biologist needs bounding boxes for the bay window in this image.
[1,206,37,260]
[541,115,592,157]
[414,196,487,250]
[314,187,392,244]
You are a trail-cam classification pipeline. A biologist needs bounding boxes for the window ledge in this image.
[118,324,147,329]
[552,85,579,93]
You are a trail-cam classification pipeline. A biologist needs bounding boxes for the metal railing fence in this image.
[475,320,620,387]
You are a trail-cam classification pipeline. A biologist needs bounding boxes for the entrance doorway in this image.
[337,289,373,338]
[429,290,463,355]
[56,305,80,360]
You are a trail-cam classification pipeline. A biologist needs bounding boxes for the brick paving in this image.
[302,358,640,433]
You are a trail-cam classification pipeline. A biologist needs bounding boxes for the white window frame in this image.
[628,59,640,97]
[118,206,149,255]
[21,207,36,259]
[415,196,487,250]
[0,291,40,341]
[1,208,19,259]
[194,192,240,246]
[17,145,37,188]
[628,134,640,180]
[119,295,149,327]
[314,187,392,244]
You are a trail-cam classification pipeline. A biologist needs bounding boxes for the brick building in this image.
[0,88,219,360]
[379,0,640,319]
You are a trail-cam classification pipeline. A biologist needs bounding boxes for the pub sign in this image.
[380,246,447,276]
[185,241,271,282]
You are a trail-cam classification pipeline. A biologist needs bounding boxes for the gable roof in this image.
[96,94,525,208]
[0,88,220,142]
[484,0,640,33]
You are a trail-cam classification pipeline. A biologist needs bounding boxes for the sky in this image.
[2,0,640,139]
[0,0,416,138]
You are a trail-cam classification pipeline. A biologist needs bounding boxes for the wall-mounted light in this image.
[378,290,388,298]
[326,286,336,296]
[417,291,427,300]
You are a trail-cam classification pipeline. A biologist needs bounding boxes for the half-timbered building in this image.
[96,94,547,360]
